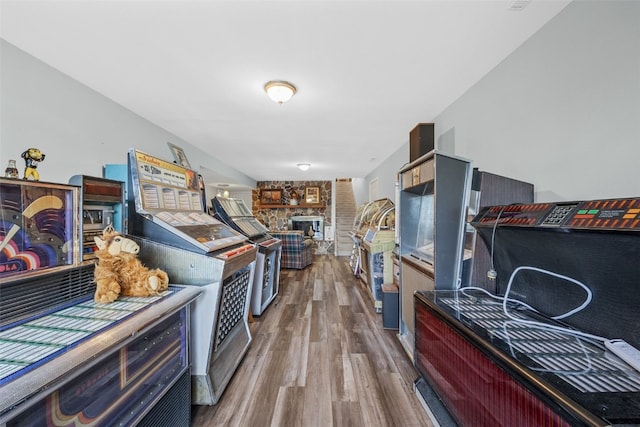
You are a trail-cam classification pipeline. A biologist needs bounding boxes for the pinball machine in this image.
[0,178,200,426]
[212,196,281,316]
[125,149,257,405]
[414,197,640,426]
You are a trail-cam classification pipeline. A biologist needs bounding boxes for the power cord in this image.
[460,265,604,344]
[503,266,593,321]
[487,206,506,280]
[500,266,605,343]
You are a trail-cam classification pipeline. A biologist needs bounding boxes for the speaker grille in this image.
[0,264,95,328]
[138,369,191,427]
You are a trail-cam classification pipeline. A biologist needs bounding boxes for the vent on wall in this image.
[508,0,531,11]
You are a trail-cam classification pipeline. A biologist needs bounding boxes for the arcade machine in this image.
[359,199,395,313]
[414,197,640,426]
[125,149,257,405]
[212,196,281,316]
[397,151,472,357]
[68,174,125,261]
[0,178,200,426]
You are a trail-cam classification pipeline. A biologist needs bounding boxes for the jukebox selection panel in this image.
[216,197,252,218]
[473,203,553,227]
[212,197,269,239]
[0,291,173,385]
[233,217,269,237]
[566,198,640,229]
[473,197,640,230]
[132,150,202,213]
[129,150,246,251]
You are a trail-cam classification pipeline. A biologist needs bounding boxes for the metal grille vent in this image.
[135,366,191,427]
[440,296,640,393]
[214,268,251,350]
[0,264,95,328]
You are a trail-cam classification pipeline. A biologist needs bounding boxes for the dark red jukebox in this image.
[414,197,640,426]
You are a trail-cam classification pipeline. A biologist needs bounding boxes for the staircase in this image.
[334,179,357,256]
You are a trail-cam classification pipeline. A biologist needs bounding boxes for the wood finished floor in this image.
[191,255,434,427]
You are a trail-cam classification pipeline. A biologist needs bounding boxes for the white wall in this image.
[351,177,369,207]
[366,0,640,203]
[360,142,407,203]
[0,40,255,189]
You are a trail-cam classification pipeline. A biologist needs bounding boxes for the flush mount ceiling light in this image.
[264,80,297,104]
[297,163,311,171]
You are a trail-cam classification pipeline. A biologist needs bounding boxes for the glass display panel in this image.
[370,206,395,231]
[0,179,78,278]
[412,194,435,264]
[212,197,269,238]
[131,151,201,212]
[357,198,393,236]
[4,306,188,426]
[128,150,245,251]
[221,198,252,218]
[352,202,370,231]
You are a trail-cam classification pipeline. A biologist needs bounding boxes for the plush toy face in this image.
[94,234,140,256]
[92,226,169,303]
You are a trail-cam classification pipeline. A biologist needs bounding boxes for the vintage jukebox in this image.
[0,178,200,426]
[414,197,640,426]
[125,149,257,405]
[212,196,282,316]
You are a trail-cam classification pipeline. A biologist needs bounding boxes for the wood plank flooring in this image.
[191,255,434,427]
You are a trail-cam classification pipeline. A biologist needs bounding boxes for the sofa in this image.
[270,230,314,269]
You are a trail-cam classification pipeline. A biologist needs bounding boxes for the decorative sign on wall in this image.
[260,189,283,205]
[305,186,320,204]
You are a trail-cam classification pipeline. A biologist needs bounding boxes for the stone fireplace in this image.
[289,215,324,240]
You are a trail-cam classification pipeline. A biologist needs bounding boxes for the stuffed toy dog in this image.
[93,226,169,303]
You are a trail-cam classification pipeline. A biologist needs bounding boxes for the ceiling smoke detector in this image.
[508,0,531,11]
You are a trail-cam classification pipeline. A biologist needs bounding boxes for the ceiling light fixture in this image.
[297,163,311,171]
[265,80,297,104]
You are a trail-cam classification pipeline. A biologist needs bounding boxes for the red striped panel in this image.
[415,306,573,427]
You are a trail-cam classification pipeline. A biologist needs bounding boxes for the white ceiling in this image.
[0,0,571,187]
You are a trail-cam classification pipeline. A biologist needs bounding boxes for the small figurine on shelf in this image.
[289,189,300,205]
[21,148,46,181]
[4,160,19,178]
